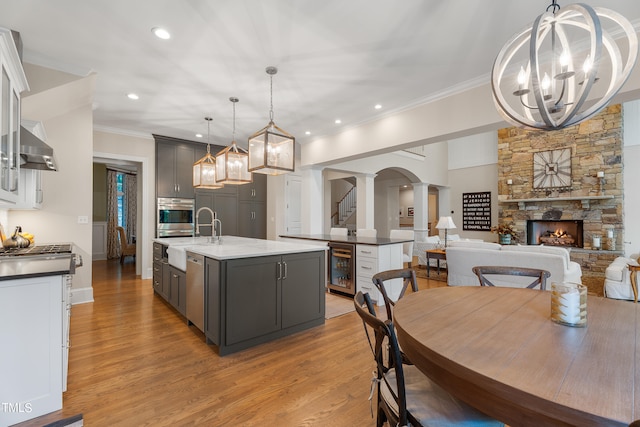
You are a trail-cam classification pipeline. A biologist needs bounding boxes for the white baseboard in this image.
[71,286,94,305]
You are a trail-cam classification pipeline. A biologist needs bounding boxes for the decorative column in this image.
[300,166,324,234]
[356,173,376,230]
[412,182,430,242]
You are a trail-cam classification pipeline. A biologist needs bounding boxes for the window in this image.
[116,172,125,228]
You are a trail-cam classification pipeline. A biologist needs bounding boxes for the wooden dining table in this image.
[393,286,639,427]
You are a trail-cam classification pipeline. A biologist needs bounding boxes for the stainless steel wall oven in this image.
[157,197,194,237]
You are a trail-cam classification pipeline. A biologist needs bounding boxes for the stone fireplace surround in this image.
[497,105,625,296]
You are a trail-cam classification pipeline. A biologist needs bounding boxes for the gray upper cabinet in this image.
[155,135,265,238]
[195,188,238,237]
[238,173,266,202]
[155,138,197,199]
[238,173,266,238]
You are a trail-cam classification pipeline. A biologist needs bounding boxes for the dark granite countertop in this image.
[0,255,75,280]
[280,234,411,246]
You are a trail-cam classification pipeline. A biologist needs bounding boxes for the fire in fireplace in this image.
[527,220,584,248]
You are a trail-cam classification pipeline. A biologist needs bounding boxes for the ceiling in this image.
[3,0,640,148]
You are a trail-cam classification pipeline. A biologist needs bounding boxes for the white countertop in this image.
[154,236,327,264]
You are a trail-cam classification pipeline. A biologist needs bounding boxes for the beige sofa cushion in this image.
[502,245,571,267]
[448,241,501,251]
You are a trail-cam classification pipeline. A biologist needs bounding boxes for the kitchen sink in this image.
[166,245,188,271]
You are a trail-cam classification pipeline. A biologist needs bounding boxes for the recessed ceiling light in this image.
[152,27,171,40]
[127,93,139,100]
[374,104,382,109]
[335,119,341,124]
[305,131,311,135]
[195,133,203,138]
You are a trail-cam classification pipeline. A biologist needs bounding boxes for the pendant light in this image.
[491,1,637,131]
[215,97,252,185]
[193,116,223,189]
[248,66,295,175]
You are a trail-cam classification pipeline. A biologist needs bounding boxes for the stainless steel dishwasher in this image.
[186,251,205,332]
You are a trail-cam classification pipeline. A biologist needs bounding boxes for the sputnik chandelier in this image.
[491,1,637,130]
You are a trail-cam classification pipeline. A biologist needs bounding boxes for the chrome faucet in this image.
[195,207,215,238]
[212,218,222,244]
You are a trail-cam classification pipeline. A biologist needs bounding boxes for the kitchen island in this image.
[280,234,411,305]
[153,236,326,356]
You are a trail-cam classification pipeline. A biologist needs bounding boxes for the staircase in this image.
[332,186,357,227]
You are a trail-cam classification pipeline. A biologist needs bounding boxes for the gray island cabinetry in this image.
[153,237,326,356]
[206,250,325,355]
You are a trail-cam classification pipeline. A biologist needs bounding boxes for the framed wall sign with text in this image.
[462,192,491,231]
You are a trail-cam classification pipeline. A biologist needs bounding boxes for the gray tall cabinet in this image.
[154,135,267,239]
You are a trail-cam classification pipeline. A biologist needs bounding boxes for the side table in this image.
[425,249,446,278]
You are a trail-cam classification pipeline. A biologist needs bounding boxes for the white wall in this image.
[624,100,640,256]
[10,70,95,303]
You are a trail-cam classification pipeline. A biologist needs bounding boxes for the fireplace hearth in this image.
[527,220,583,248]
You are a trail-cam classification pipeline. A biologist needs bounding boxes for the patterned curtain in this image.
[106,170,119,259]
[125,173,137,243]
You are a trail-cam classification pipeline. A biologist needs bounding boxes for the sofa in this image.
[604,253,640,301]
[446,241,582,288]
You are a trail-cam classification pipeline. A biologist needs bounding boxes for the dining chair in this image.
[116,226,136,264]
[372,268,418,321]
[472,266,551,290]
[628,420,640,427]
[353,291,504,427]
[356,228,377,238]
[390,229,414,268]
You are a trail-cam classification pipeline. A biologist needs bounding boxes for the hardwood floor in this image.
[17,259,445,427]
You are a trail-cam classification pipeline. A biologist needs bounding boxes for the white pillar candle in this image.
[593,236,601,249]
[597,171,605,178]
[507,179,513,185]
[607,230,614,238]
[559,288,581,324]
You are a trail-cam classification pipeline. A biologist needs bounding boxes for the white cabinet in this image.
[0,274,69,425]
[356,243,403,306]
[0,28,29,205]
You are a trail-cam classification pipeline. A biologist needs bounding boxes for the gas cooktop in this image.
[0,243,73,257]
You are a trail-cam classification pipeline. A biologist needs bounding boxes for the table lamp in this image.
[436,216,456,248]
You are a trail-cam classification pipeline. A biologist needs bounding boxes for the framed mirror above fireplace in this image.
[527,220,584,248]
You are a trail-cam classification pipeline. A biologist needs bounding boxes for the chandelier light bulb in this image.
[517,66,527,86]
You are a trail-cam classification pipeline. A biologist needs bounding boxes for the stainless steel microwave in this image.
[157,198,194,237]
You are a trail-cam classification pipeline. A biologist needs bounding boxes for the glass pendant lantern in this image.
[215,97,252,185]
[248,66,295,175]
[193,116,223,189]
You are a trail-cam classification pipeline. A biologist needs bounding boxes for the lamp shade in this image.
[193,148,223,189]
[215,141,252,185]
[215,97,252,185]
[248,121,295,175]
[436,216,456,230]
[248,66,295,175]
[193,117,223,189]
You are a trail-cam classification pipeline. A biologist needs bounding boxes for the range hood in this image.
[20,126,57,171]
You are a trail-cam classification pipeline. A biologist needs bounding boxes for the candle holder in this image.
[605,230,615,251]
[551,282,587,327]
[592,234,601,250]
